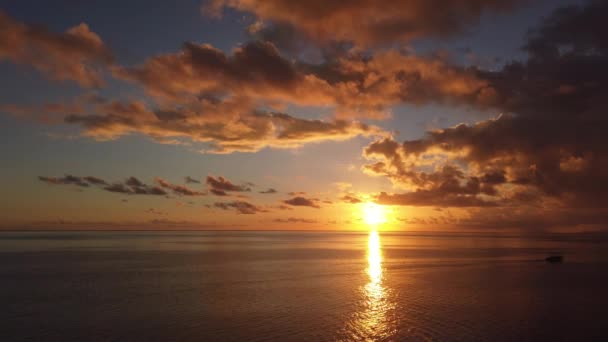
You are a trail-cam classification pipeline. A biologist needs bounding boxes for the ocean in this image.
[1,230,607,341]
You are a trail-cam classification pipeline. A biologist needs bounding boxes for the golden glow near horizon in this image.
[363,202,387,226]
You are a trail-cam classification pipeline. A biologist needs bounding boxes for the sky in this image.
[1,0,606,232]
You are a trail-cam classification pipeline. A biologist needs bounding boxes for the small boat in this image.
[545,255,563,263]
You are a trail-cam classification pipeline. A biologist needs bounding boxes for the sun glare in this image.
[363,202,387,226]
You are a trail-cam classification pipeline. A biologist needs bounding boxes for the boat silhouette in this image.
[545,255,563,263]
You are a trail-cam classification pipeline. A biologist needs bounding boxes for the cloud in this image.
[274,217,318,224]
[104,179,168,196]
[38,174,171,196]
[1,4,514,158]
[145,208,167,216]
[283,196,320,208]
[259,188,277,194]
[214,200,267,214]
[206,0,522,46]
[0,11,113,87]
[206,175,251,196]
[185,176,201,184]
[113,39,493,119]
[362,147,504,207]
[2,218,248,231]
[275,204,293,210]
[125,176,145,187]
[83,176,107,185]
[5,33,490,149]
[113,40,326,104]
[460,207,608,231]
[102,183,132,194]
[341,194,362,204]
[0,101,84,124]
[58,97,385,153]
[155,178,206,196]
[363,1,608,212]
[210,189,228,196]
[38,174,103,187]
[398,206,608,232]
[375,190,497,207]
[245,21,312,56]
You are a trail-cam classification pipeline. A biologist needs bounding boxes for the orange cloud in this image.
[56,96,385,153]
[341,194,362,204]
[0,11,113,87]
[113,41,332,106]
[113,39,493,119]
[206,0,522,46]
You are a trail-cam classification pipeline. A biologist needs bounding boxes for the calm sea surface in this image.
[1,230,608,341]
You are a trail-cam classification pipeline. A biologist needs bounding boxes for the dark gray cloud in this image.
[363,1,608,213]
[38,174,102,187]
[155,178,205,196]
[274,217,318,224]
[104,180,167,196]
[125,176,145,188]
[214,200,267,214]
[185,176,201,184]
[39,174,170,196]
[259,188,278,194]
[206,176,252,195]
[83,176,107,185]
[376,190,498,208]
[283,196,320,208]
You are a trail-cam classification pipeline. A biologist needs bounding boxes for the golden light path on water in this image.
[341,228,396,340]
[367,230,383,300]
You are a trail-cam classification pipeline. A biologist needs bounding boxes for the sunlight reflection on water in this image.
[341,230,397,341]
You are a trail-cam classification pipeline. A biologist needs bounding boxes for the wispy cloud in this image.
[259,188,278,194]
[38,174,208,197]
[206,0,522,46]
[214,200,267,214]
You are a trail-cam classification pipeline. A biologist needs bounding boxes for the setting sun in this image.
[363,202,387,226]
[1,1,605,340]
